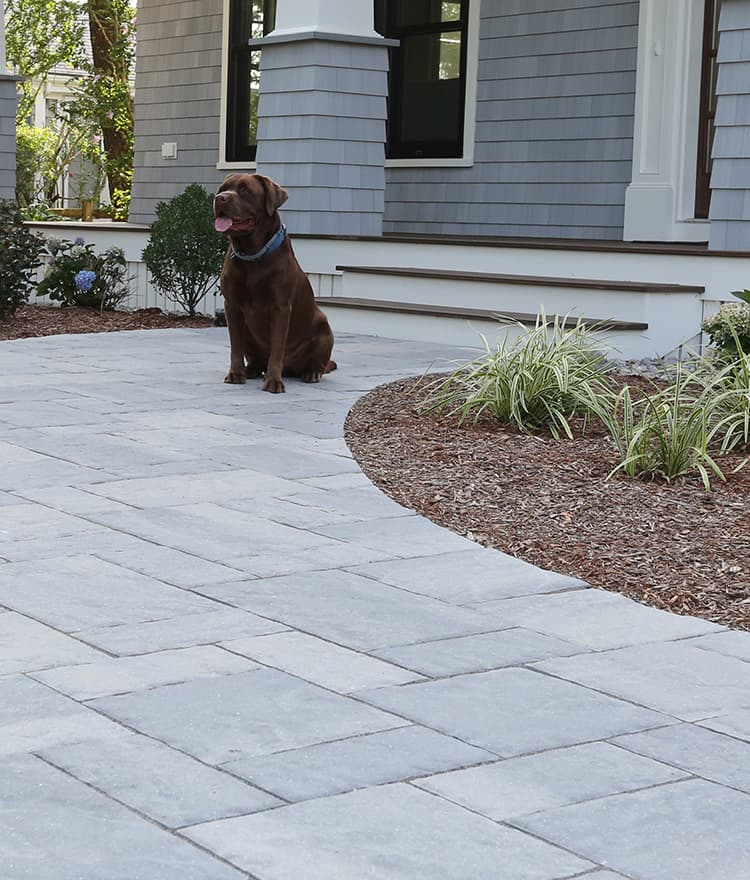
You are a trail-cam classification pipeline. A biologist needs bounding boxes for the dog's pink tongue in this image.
[215,216,233,233]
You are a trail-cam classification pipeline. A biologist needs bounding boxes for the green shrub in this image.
[142,184,226,317]
[702,352,750,454]
[702,302,750,357]
[422,313,611,439]
[37,237,131,310]
[0,200,45,320]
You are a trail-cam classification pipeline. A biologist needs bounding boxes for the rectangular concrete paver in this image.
[39,734,282,828]
[90,669,409,764]
[223,725,494,801]
[1,755,245,879]
[0,612,105,676]
[512,779,750,880]
[200,569,493,650]
[415,741,687,821]
[348,549,585,604]
[314,514,478,557]
[220,630,421,692]
[359,668,671,756]
[184,782,593,880]
[373,627,583,677]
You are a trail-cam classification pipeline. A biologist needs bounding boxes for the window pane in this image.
[398,31,463,143]
[396,0,461,27]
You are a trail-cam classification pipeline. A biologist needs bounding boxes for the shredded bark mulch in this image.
[345,376,750,632]
[4,306,749,630]
[0,304,213,340]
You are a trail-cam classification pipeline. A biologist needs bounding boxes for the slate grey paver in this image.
[533,641,750,721]
[31,645,257,701]
[76,607,289,655]
[0,755,245,879]
[0,612,104,676]
[314,513,478,556]
[373,626,583,677]
[477,588,723,650]
[0,502,100,543]
[90,669,409,764]
[11,484,137,516]
[0,675,129,755]
[687,628,750,662]
[221,630,421,692]
[415,741,688,821]
[360,668,670,756]
[237,539,396,577]
[349,548,585,604]
[200,569,493,650]
[613,723,750,793]
[39,735,282,828]
[223,725,494,801]
[512,779,750,880]
[0,555,219,632]
[697,708,750,742]
[184,782,593,880]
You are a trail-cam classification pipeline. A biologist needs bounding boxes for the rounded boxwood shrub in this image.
[142,184,227,317]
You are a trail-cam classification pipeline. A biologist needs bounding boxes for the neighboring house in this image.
[0,0,21,201]
[127,1,750,355]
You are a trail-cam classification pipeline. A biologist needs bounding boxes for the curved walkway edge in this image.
[1,328,749,880]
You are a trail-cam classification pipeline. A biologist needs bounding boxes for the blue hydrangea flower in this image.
[74,236,85,246]
[74,270,97,292]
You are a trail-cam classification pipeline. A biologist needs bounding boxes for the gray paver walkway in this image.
[0,327,749,879]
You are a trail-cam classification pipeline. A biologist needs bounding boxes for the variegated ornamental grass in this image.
[422,312,749,490]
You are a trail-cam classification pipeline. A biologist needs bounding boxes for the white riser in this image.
[323,304,691,360]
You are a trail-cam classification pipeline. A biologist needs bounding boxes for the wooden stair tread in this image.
[316,296,648,332]
[335,265,704,295]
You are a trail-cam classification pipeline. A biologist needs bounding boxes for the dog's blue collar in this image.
[230,224,287,262]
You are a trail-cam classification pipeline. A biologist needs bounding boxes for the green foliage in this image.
[702,302,750,357]
[422,313,611,439]
[732,289,750,305]
[594,367,724,491]
[37,237,131,310]
[142,185,227,317]
[0,201,46,320]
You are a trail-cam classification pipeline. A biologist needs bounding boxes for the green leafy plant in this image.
[421,313,611,439]
[142,184,226,317]
[732,289,750,305]
[702,301,750,358]
[0,201,46,320]
[595,365,724,491]
[37,237,131,310]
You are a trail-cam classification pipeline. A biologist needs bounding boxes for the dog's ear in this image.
[255,174,288,216]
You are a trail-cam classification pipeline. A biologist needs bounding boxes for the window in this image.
[375,1,468,159]
[226,0,276,163]
[695,0,719,219]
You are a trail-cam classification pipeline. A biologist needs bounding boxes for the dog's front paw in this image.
[262,376,285,393]
[224,370,247,384]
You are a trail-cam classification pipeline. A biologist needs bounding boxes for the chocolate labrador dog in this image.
[213,173,335,393]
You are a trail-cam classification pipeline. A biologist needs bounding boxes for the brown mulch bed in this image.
[0,304,213,340]
[345,376,750,631]
[5,306,749,630]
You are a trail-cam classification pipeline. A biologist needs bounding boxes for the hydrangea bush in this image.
[702,301,750,358]
[37,237,131,310]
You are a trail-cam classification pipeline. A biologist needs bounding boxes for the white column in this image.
[272,0,379,39]
[623,0,708,242]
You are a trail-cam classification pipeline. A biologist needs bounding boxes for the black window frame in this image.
[375,1,469,160]
[226,0,276,163]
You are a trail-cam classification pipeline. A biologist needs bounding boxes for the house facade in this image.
[0,0,20,201]
[125,1,750,356]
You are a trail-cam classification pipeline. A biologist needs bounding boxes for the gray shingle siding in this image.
[130,0,225,224]
[0,77,17,201]
[255,37,389,236]
[709,0,750,250]
[383,0,638,239]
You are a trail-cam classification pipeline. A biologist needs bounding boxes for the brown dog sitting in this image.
[213,173,336,393]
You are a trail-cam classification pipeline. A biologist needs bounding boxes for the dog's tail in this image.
[324,360,337,373]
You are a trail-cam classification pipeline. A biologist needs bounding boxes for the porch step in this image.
[317,296,647,332]
[327,265,705,358]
